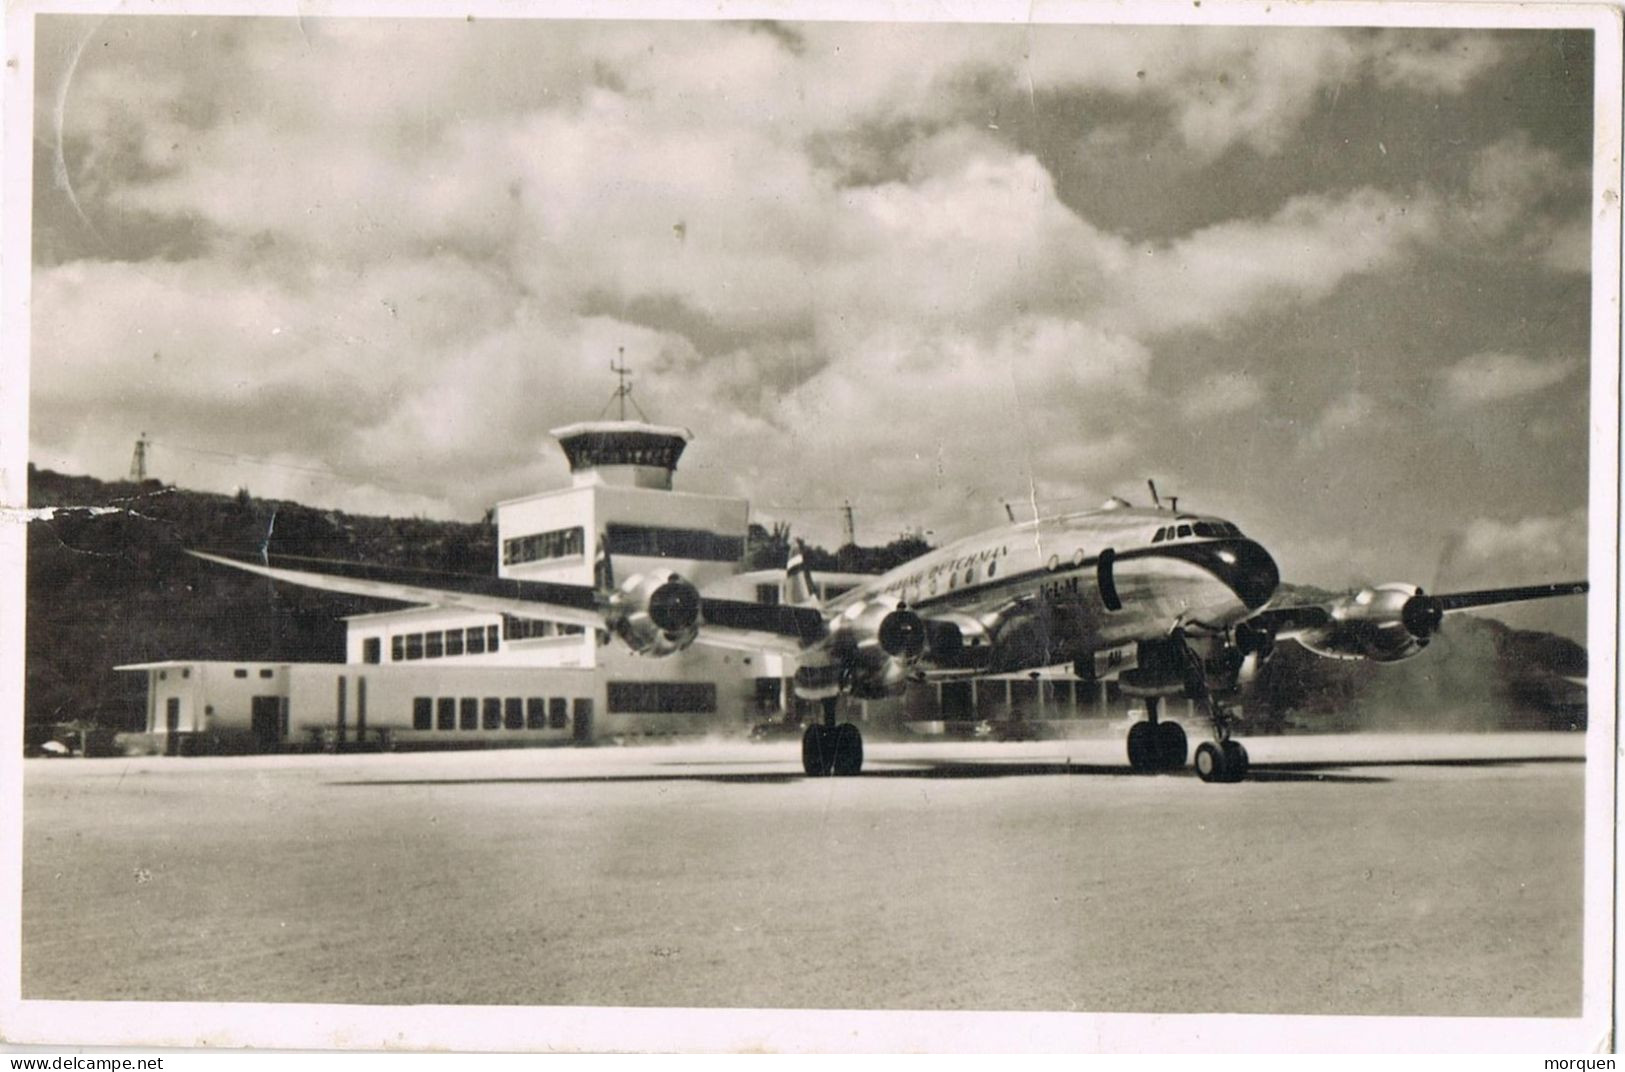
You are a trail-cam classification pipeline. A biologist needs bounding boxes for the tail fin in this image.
[594,531,615,593]
[785,538,820,608]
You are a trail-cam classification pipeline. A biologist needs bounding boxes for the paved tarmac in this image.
[21,732,1588,1023]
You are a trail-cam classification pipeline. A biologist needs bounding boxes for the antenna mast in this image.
[129,432,150,482]
[842,500,856,547]
[601,348,650,422]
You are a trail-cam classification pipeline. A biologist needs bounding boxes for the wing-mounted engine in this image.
[1295,582,1436,663]
[919,611,995,671]
[829,598,927,699]
[603,571,703,657]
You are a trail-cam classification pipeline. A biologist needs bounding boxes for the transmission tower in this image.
[129,432,150,482]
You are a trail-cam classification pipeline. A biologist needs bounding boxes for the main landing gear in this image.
[802,697,864,777]
[1123,629,1252,783]
[1125,698,1187,773]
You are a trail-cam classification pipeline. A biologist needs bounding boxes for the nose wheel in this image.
[1194,740,1250,783]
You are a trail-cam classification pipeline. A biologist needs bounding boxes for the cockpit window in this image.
[1152,529,1166,543]
[1194,522,1223,538]
[1176,524,1191,538]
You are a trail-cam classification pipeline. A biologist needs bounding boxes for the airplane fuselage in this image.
[824,505,1280,673]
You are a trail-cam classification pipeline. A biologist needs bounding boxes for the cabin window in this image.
[527,698,547,729]
[437,697,456,731]
[459,698,478,730]
[504,698,524,730]
[412,697,432,731]
[482,698,502,730]
[964,568,975,586]
[259,669,273,679]
[549,697,568,729]
[234,668,248,678]
[987,560,997,578]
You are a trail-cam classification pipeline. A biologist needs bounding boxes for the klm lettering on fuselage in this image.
[880,545,1011,599]
[1040,574,1081,601]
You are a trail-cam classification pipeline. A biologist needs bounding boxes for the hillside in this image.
[21,468,1588,744]
[24,467,497,740]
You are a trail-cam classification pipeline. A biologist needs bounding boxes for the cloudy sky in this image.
[25,12,1600,637]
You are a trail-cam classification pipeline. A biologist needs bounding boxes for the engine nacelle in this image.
[1296,582,1433,663]
[605,571,703,657]
[830,598,927,699]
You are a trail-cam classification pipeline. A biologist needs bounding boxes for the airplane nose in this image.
[1229,540,1280,610]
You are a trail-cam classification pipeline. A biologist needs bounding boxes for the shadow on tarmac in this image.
[325,752,1582,789]
[329,754,1578,788]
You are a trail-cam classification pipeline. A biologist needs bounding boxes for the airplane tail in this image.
[785,538,820,608]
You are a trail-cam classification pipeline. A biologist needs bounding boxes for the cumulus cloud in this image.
[25,15,1590,573]
[1303,391,1377,451]
[1114,187,1439,335]
[1180,371,1265,419]
[1450,507,1589,586]
[1439,352,1580,407]
[1367,28,1508,93]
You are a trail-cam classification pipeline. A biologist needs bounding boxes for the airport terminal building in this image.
[118,418,1124,755]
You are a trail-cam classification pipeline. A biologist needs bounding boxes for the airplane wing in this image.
[187,551,823,657]
[1247,580,1590,639]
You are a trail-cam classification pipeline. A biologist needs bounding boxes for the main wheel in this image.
[1221,740,1249,783]
[1194,741,1225,783]
[1126,720,1157,771]
[832,722,864,776]
[801,725,834,777]
[1156,721,1188,768]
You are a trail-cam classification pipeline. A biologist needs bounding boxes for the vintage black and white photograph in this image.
[2,0,1618,1054]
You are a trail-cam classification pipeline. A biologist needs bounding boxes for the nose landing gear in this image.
[1194,739,1249,783]
[1123,628,1253,783]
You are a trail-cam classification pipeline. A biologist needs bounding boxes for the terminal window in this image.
[412,697,432,731]
[460,698,478,730]
[504,525,585,566]
[437,697,456,731]
[363,638,382,664]
[605,523,744,563]
[482,698,502,730]
[607,681,718,714]
[504,697,524,730]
